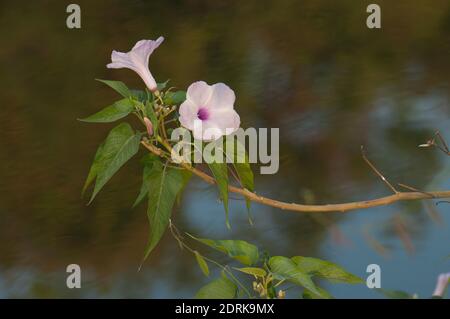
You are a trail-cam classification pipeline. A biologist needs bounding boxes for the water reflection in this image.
[0,0,449,298]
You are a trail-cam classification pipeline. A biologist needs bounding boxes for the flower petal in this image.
[107,51,134,69]
[179,99,200,130]
[206,83,236,110]
[131,37,165,64]
[106,38,164,92]
[182,81,241,141]
[132,37,164,52]
[194,120,224,141]
[187,81,213,107]
[192,110,240,141]
[209,108,241,133]
[202,123,225,141]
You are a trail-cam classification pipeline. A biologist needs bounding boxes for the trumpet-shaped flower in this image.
[107,37,164,92]
[179,81,240,141]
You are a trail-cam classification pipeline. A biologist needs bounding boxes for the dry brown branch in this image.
[141,140,450,213]
[361,146,398,194]
[398,183,435,198]
[419,131,450,156]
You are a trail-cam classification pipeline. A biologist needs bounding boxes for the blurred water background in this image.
[0,0,449,298]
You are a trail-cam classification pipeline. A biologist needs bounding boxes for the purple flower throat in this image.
[197,107,209,121]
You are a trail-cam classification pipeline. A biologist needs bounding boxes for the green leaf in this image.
[196,273,237,299]
[267,285,277,299]
[79,99,134,123]
[142,163,187,261]
[188,235,259,266]
[132,155,159,208]
[225,138,254,190]
[375,288,415,299]
[303,287,333,299]
[130,89,147,102]
[164,90,186,105]
[207,161,229,228]
[176,170,193,205]
[194,251,210,277]
[234,267,267,278]
[234,161,254,193]
[96,79,130,98]
[292,256,363,284]
[88,123,141,203]
[225,138,254,222]
[82,142,105,195]
[157,80,170,91]
[268,256,322,297]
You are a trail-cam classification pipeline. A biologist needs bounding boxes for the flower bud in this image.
[277,289,286,299]
[143,117,153,136]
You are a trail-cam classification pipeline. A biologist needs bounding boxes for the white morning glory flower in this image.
[179,81,241,141]
[107,37,164,92]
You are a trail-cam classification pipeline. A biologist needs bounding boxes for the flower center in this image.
[197,108,209,121]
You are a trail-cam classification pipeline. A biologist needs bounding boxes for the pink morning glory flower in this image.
[433,273,450,297]
[107,37,164,92]
[179,81,241,141]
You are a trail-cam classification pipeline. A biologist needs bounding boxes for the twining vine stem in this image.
[141,137,450,214]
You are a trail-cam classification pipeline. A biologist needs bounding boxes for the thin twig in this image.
[168,221,253,298]
[419,131,450,156]
[361,146,398,194]
[398,183,435,198]
[435,131,450,154]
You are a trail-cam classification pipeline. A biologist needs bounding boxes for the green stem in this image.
[168,221,253,298]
